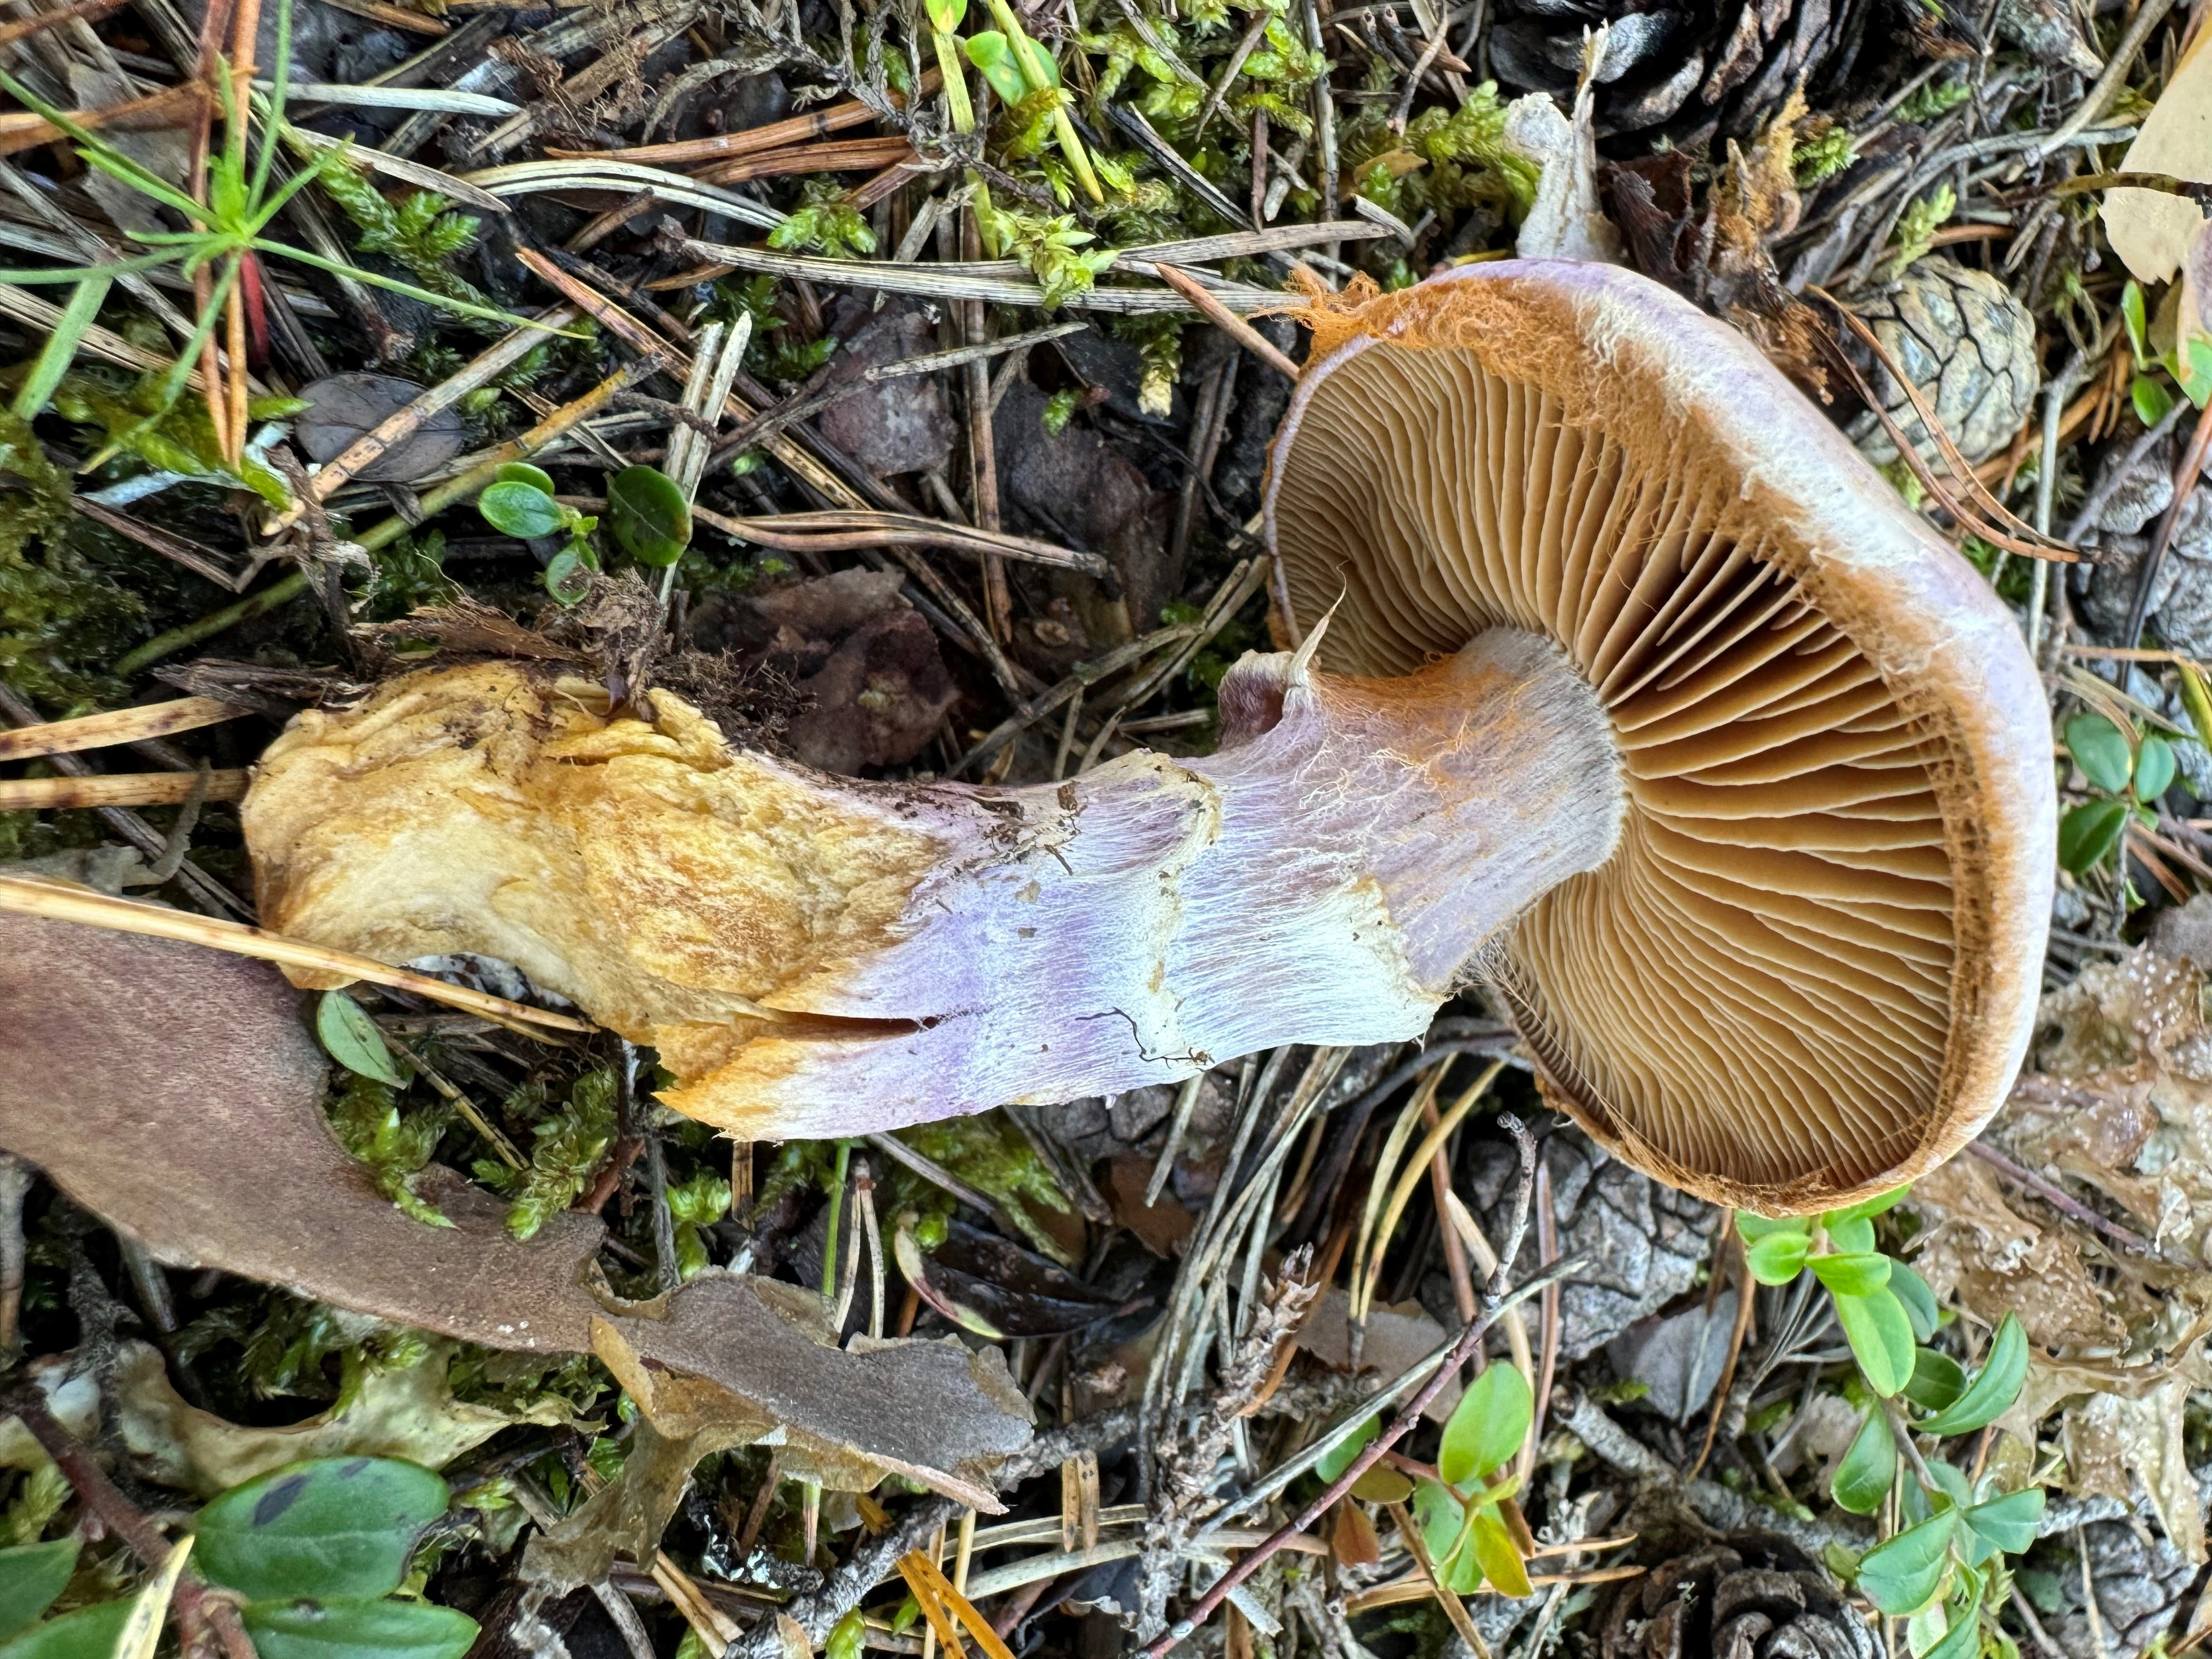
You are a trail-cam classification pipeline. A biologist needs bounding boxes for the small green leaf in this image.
[1467,1505,1531,1598]
[1412,1476,1464,1568]
[1745,1229,1810,1286]
[1736,1211,1812,1244]
[1830,1409,1896,1514]
[2136,734,2176,802]
[1917,1599,1980,1659]
[1822,1186,1911,1226]
[2123,280,2149,359]
[11,275,110,422]
[0,1541,78,1643]
[316,992,406,1087]
[2134,373,2176,429]
[963,32,1030,102]
[1855,1511,1956,1616]
[242,1600,477,1659]
[544,546,596,606]
[606,464,691,567]
[1916,1313,2028,1436]
[923,0,965,29]
[826,1609,866,1659]
[1313,1415,1377,1484]
[2065,713,2134,793]
[1835,1288,1916,1397]
[1957,1488,2044,1564]
[477,480,565,538]
[494,461,556,496]
[1810,1252,1892,1297]
[2058,798,2129,874]
[1437,1362,1532,1486]
[1351,1464,1414,1504]
[1889,1260,1939,1343]
[194,1458,450,1603]
[2186,337,2212,407]
[0,1600,132,1659]
[1824,1215,1876,1255]
[1904,1345,1966,1414]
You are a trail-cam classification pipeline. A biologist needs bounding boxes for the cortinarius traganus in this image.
[244,262,2056,1212]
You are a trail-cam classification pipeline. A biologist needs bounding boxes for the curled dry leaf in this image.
[0,908,1032,1508]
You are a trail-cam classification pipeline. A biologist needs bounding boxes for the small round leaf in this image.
[477,480,565,539]
[494,461,556,496]
[1904,1345,1966,1415]
[1957,1488,2044,1563]
[1854,1510,1955,1616]
[1745,1229,1809,1286]
[2058,798,2129,874]
[1313,1415,1377,1485]
[1888,1260,1939,1342]
[0,1541,80,1644]
[606,465,692,567]
[544,548,595,606]
[194,1457,450,1604]
[2136,734,2176,801]
[1824,1215,1876,1255]
[2064,713,2134,794]
[1916,1312,2028,1436]
[315,991,405,1087]
[1809,1251,1892,1297]
[1437,1362,1531,1487]
[0,1600,131,1659]
[1467,1505,1532,1598]
[963,32,1029,102]
[1350,1464,1414,1505]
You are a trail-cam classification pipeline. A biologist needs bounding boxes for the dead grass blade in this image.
[0,696,247,761]
[0,771,250,810]
[0,876,596,1032]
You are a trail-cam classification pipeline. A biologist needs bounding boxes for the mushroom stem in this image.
[245,631,1623,1139]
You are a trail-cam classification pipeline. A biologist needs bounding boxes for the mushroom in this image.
[242,261,2054,1211]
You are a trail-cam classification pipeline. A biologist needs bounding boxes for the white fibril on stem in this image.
[245,629,1623,1141]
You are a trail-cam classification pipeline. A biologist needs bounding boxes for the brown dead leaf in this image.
[0,909,1031,1504]
[1295,1288,1462,1425]
[1904,1158,2122,1351]
[2103,29,2212,284]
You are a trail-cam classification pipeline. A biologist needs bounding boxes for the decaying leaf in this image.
[2102,31,2212,285]
[296,374,470,485]
[106,1339,580,1497]
[1903,1157,2120,1351]
[0,909,1032,1506]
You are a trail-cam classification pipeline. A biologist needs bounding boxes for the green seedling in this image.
[1402,1362,1538,1596]
[475,462,601,605]
[2058,709,2173,876]
[1739,1190,2038,1656]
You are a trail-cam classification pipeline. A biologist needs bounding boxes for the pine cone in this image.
[1601,1533,1878,1659]
[1843,256,2038,466]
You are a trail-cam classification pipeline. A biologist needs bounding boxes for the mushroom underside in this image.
[1272,324,1980,1206]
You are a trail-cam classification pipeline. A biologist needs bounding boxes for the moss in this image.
[896,1111,1071,1257]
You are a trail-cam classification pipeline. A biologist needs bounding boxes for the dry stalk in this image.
[1135,1248,1321,1637]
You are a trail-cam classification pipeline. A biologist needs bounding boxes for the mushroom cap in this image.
[1266,261,2055,1213]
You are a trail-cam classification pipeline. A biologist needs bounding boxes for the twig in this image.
[1141,1117,1542,1658]
[0,772,250,811]
[2025,0,2179,162]
[1153,265,1303,381]
[1965,1141,2162,1257]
